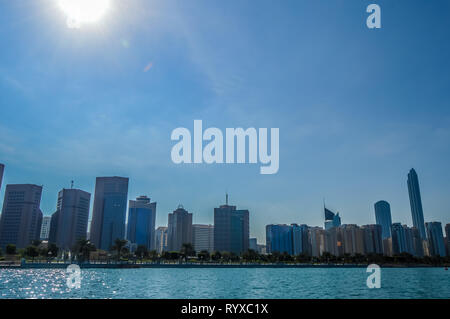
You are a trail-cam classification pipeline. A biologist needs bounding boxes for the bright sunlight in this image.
[57,0,111,28]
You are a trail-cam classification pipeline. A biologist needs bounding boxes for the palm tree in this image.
[198,250,210,262]
[25,245,39,261]
[180,243,195,262]
[111,239,128,261]
[148,250,158,262]
[211,251,221,262]
[242,249,259,263]
[135,245,148,260]
[74,239,96,262]
[222,251,231,262]
[6,244,16,256]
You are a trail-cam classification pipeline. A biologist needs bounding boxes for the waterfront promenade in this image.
[0,260,445,269]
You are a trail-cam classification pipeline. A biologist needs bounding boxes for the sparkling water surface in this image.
[0,268,449,299]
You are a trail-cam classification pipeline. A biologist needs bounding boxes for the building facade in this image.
[410,227,424,257]
[167,205,192,252]
[361,224,383,255]
[374,200,393,239]
[214,202,249,254]
[425,222,446,257]
[309,227,325,257]
[126,196,156,250]
[0,163,4,193]
[49,188,91,250]
[446,223,450,257]
[0,184,43,249]
[407,169,426,239]
[192,224,214,252]
[266,224,293,255]
[339,224,365,256]
[390,224,423,257]
[155,226,168,253]
[40,216,51,240]
[249,237,258,251]
[90,177,129,251]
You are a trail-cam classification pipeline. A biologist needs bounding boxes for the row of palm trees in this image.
[76,240,450,265]
[7,238,449,266]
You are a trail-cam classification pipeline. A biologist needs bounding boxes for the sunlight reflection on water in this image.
[0,267,448,299]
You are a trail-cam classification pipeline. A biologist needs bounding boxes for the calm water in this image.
[0,267,449,299]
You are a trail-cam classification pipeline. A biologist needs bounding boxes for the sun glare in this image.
[58,0,111,28]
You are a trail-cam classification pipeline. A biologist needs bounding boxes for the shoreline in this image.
[0,262,448,269]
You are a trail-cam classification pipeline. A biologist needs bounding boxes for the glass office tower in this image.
[374,200,393,239]
[407,169,426,239]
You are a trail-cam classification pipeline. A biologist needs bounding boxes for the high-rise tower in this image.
[90,177,129,250]
[407,169,426,239]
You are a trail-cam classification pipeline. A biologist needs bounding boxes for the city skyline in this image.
[0,162,449,244]
[0,160,448,260]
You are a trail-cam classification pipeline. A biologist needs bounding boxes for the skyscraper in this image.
[339,224,365,256]
[167,205,192,252]
[213,198,249,254]
[361,224,383,255]
[374,200,393,239]
[266,224,293,254]
[445,223,450,257]
[48,210,59,244]
[50,188,91,250]
[192,224,214,252]
[126,196,156,250]
[391,223,407,255]
[90,177,129,250]
[155,226,168,253]
[308,227,325,257]
[407,169,426,239]
[324,207,341,230]
[249,237,258,251]
[403,225,416,256]
[324,226,341,256]
[40,216,51,240]
[0,163,4,192]
[0,184,43,249]
[425,222,446,257]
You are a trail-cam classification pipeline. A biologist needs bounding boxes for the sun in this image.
[58,0,111,28]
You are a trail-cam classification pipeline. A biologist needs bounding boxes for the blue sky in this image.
[0,0,449,243]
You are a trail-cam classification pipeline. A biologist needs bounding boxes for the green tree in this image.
[31,239,42,247]
[148,250,158,261]
[242,249,259,262]
[6,244,16,255]
[180,243,195,261]
[162,251,179,261]
[271,251,281,263]
[121,247,130,259]
[47,242,58,257]
[74,239,96,262]
[25,245,39,261]
[342,253,352,264]
[135,245,148,260]
[222,251,231,262]
[211,251,221,261]
[229,252,240,262]
[197,250,210,262]
[111,239,128,260]
[295,253,311,263]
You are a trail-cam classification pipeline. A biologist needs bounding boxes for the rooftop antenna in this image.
[226,192,229,205]
[71,180,74,189]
